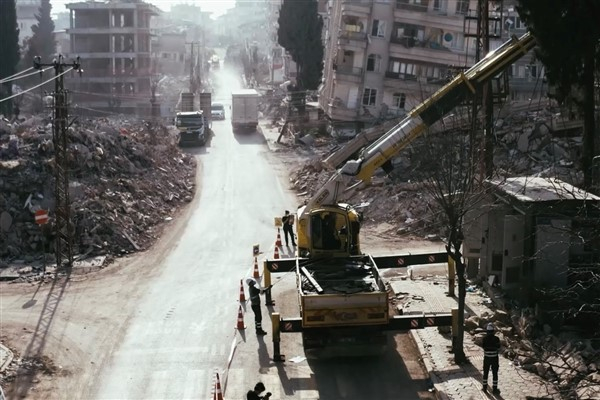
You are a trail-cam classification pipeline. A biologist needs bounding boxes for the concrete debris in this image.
[285,103,585,239]
[461,293,600,397]
[0,115,196,269]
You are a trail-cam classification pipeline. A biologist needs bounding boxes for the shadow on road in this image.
[13,268,71,399]
[233,126,267,145]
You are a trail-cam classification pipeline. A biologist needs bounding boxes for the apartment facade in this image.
[319,0,544,124]
[320,0,477,123]
[65,1,160,116]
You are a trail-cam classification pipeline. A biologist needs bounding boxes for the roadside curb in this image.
[0,343,14,373]
[410,330,449,400]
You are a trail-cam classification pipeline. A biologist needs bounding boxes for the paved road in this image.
[0,64,442,399]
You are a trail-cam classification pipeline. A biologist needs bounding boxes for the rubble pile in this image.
[0,116,196,263]
[465,307,600,398]
[286,104,584,239]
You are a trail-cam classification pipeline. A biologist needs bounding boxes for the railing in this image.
[395,1,428,12]
[384,71,417,81]
[339,30,368,41]
[335,65,363,76]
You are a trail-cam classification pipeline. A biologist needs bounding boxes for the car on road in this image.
[211,102,225,120]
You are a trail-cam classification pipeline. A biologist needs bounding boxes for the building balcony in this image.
[334,65,363,83]
[389,41,464,66]
[392,8,466,32]
[323,100,360,122]
[341,1,371,18]
[338,30,368,50]
[383,71,420,90]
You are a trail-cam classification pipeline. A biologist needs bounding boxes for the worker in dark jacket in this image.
[482,323,501,394]
[281,210,296,247]
[247,278,269,335]
[246,381,271,400]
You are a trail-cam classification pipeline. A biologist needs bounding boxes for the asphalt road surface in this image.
[1,63,439,400]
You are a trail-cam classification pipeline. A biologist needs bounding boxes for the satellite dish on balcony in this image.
[444,33,453,42]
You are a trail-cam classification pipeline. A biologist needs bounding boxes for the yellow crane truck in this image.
[264,32,537,359]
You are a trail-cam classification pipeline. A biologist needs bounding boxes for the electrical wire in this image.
[0,67,74,104]
[0,67,53,84]
[0,67,34,83]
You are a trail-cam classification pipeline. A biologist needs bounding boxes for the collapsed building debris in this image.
[0,115,196,265]
[285,103,586,240]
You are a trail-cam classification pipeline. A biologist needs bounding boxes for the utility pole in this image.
[33,55,82,271]
[465,0,503,180]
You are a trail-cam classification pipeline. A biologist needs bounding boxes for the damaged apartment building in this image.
[319,0,544,129]
[66,1,160,116]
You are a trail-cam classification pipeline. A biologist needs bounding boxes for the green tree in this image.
[517,0,600,189]
[277,0,324,90]
[0,0,20,117]
[24,0,56,66]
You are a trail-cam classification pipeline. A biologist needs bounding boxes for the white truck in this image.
[231,89,259,132]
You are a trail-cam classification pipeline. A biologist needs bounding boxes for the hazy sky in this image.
[51,0,236,18]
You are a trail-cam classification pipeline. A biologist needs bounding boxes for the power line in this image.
[0,67,53,84]
[0,67,34,83]
[0,68,73,104]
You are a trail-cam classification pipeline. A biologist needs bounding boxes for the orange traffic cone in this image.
[274,245,280,259]
[238,279,246,302]
[235,304,245,330]
[252,257,260,279]
[275,228,282,247]
[214,372,224,400]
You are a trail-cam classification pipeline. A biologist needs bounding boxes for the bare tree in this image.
[406,124,487,364]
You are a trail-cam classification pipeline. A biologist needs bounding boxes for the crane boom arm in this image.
[299,32,536,218]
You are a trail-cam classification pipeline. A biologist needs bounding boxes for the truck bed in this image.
[297,255,389,328]
[299,256,382,295]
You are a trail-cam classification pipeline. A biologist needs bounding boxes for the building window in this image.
[393,93,406,109]
[433,0,447,13]
[456,0,469,15]
[396,0,427,11]
[362,88,377,106]
[366,54,381,72]
[528,64,538,78]
[400,62,416,77]
[371,20,386,38]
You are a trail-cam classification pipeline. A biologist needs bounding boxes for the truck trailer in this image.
[231,89,259,132]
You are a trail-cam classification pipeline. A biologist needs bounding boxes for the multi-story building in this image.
[499,1,545,103]
[65,0,160,116]
[16,0,41,48]
[319,0,543,125]
[320,0,478,124]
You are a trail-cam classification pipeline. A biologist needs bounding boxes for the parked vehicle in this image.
[211,102,225,120]
[175,111,206,146]
[231,89,259,132]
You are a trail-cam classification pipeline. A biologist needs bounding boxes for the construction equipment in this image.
[266,32,536,356]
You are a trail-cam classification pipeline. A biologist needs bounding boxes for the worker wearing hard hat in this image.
[482,323,501,394]
[246,278,270,335]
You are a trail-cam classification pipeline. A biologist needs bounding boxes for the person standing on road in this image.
[482,323,501,394]
[246,278,269,335]
[247,381,272,400]
[281,210,296,247]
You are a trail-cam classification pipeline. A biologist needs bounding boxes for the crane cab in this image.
[297,205,362,258]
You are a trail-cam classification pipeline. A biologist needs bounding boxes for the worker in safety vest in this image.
[482,323,501,394]
[246,278,269,335]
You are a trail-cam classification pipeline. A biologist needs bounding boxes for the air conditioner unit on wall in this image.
[442,32,453,47]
